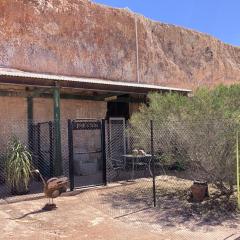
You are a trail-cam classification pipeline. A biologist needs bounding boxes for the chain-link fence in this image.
[0,119,44,203]
[0,117,239,225]
[100,118,154,218]
[0,119,69,203]
[153,119,238,226]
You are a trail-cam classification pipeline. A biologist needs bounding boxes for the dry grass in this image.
[80,175,239,231]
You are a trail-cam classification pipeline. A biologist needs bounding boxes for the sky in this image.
[93,0,240,47]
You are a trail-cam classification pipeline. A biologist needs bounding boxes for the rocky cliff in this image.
[0,0,240,89]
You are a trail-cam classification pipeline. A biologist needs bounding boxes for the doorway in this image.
[106,101,130,120]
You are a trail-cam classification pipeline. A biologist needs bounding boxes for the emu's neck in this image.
[38,172,47,186]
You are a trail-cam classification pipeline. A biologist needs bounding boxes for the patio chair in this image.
[111,157,126,180]
[131,157,151,178]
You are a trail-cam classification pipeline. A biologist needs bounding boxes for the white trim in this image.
[0,69,191,92]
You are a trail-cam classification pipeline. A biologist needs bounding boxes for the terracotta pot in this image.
[190,181,208,202]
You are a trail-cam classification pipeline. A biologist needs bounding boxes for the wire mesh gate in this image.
[32,121,54,178]
[68,119,107,190]
[105,118,127,182]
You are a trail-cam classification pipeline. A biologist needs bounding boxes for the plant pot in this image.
[190,181,208,202]
[11,183,29,195]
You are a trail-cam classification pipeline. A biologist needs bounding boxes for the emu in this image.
[32,169,68,210]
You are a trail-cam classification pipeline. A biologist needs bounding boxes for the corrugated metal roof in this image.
[0,69,191,93]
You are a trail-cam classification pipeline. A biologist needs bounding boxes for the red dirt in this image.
[0,190,239,240]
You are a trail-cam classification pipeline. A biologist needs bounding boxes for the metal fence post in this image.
[27,96,34,152]
[101,119,107,185]
[150,120,156,207]
[49,121,54,178]
[68,119,74,191]
[237,131,240,209]
[37,123,41,171]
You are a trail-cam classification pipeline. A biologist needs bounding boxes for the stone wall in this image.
[33,98,107,163]
[0,95,108,160]
[0,94,139,174]
[0,0,240,90]
[33,98,107,122]
[0,97,28,151]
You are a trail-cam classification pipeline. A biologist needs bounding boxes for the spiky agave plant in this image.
[5,137,32,194]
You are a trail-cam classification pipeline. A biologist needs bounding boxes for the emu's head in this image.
[31,169,46,186]
[32,169,40,174]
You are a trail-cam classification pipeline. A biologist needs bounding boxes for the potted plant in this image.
[5,137,33,195]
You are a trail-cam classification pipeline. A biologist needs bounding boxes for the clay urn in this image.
[190,181,209,202]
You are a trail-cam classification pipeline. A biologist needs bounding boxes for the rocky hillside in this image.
[0,0,240,89]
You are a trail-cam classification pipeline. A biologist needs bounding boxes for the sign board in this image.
[72,121,101,130]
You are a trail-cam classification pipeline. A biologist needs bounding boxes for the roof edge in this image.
[0,69,191,93]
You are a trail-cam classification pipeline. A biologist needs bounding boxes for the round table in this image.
[122,154,152,180]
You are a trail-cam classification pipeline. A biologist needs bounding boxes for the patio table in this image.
[122,154,152,180]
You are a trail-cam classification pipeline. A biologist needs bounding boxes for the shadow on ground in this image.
[96,176,239,231]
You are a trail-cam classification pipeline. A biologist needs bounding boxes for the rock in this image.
[138,149,146,156]
[132,149,139,156]
[0,0,240,89]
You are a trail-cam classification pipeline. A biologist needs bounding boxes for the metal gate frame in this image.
[68,119,107,191]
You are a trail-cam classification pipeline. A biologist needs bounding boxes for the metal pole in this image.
[68,119,74,191]
[237,131,240,209]
[37,123,41,173]
[101,119,107,185]
[150,120,156,207]
[53,85,62,176]
[49,121,54,178]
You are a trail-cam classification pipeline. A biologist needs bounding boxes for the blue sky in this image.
[93,0,240,46]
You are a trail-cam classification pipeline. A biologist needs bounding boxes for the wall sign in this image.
[72,121,101,130]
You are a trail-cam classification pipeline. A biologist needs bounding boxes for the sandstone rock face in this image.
[0,0,240,90]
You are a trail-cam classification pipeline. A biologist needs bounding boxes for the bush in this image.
[5,137,33,194]
[130,85,240,196]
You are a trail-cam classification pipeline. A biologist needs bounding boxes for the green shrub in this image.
[130,85,240,195]
[5,137,32,194]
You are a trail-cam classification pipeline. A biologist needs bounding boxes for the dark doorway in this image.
[32,121,54,179]
[106,102,130,120]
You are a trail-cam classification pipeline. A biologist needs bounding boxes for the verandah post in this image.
[53,83,62,176]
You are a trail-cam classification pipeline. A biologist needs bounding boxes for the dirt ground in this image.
[1,177,240,240]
